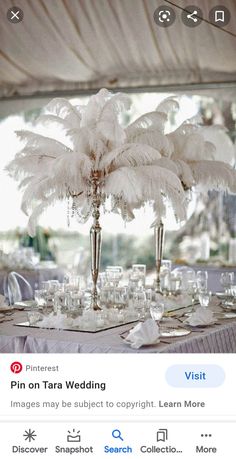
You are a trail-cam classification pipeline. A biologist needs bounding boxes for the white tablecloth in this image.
[0,310,236,353]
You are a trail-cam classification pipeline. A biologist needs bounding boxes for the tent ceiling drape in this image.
[0,0,236,100]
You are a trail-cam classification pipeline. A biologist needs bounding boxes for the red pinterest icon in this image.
[10,362,23,374]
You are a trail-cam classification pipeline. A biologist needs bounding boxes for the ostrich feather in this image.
[156,158,195,189]
[80,88,111,129]
[169,130,216,162]
[126,112,167,138]
[126,127,173,157]
[100,143,161,170]
[27,192,58,237]
[81,90,129,144]
[156,97,179,114]
[36,114,72,131]
[6,131,73,182]
[190,160,234,191]
[96,92,130,143]
[169,117,202,141]
[155,157,179,175]
[138,165,187,222]
[6,153,56,179]
[21,176,52,215]
[65,126,92,157]
[104,166,186,222]
[182,134,216,161]
[45,98,82,128]
[200,125,236,166]
[15,130,71,156]
[173,159,195,189]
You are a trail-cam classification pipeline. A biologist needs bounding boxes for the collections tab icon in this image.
[157,428,168,442]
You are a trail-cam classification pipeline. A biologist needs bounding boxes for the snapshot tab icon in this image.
[7,6,24,23]
[67,429,81,442]
[209,6,231,27]
[153,6,176,28]
[181,5,203,27]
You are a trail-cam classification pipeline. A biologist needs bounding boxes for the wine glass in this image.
[132,264,146,286]
[150,301,164,322]
[220,272,234,295]
[106,266,123,287]
[198,291,212,308]
[133,287,146,319]
[187,280,198,306]
[196,271,208,293]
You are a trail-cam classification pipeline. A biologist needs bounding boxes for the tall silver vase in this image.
[90,171,102,311]
[154,221,164,293]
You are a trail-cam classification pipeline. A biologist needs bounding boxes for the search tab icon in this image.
[112,429,124,441]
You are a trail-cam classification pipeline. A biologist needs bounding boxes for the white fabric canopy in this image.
[0,0,236,98]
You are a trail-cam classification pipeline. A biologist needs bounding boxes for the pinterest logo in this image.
[10,362,23,374]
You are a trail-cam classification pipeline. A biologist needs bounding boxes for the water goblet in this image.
[198,291,212,308]
[34,289,46,308]
[220,272,234,295]
[113,287,128,310]
[133,287,147,319]
[150,301,164,322]
[132,264,146,286]
[196,271,208,293]
[106,266,123,287]
[187,280,198,305]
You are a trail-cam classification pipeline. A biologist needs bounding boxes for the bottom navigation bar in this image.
[0,422,234,457]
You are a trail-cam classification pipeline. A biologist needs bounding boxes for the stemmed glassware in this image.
[106,266,123,287]
[132,264,146,287]
[196,271,208,293]
[187,280,198,306]
[198,291,212,308]
[150,293,165,322]
[133,287,146,319]
[220,272,234,295]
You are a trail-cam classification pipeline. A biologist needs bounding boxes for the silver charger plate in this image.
[120,327,191,343]
[160,327,191,337]
[14,300,37,309]
[221,303,236,311]
[215,312,236,319]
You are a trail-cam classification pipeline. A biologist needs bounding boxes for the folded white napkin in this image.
[184,307,216,326]
[125,318,160,349]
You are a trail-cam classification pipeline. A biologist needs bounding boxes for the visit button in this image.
[166,365,225,388]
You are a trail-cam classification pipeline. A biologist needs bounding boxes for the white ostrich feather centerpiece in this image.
[6,90,235,237]
[6,89,187,235]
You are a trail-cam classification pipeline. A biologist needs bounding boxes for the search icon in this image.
[112,429,124,441]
